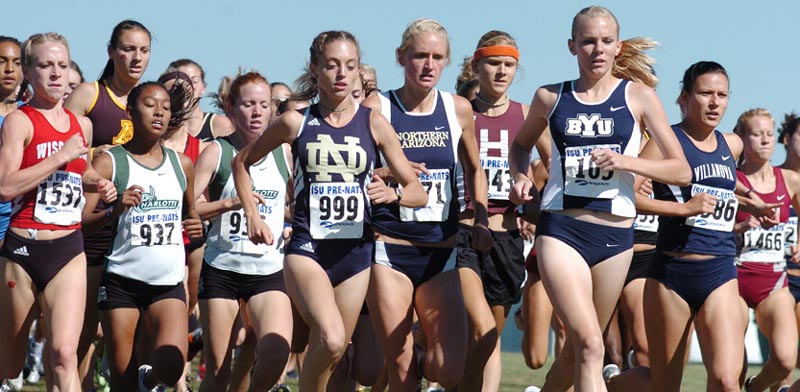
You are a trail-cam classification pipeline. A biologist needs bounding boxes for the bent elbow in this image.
[0,187,16,203]
[407,192,428,208]
[677,163,692,187]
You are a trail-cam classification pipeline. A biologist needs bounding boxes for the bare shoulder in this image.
[781,167,800,188]
[64,81,98,114]
[534,84,562,107]
[527,83,561,120]
[451,93,473,115]
[199,139,220,158]
[92,151,114,178]
[2,110,33,137]
[626,82,661,107]
[211,113,233,136]
[722,132,743,151]
[362,94,382,111]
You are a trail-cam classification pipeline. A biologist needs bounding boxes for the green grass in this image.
[19,352,796,391]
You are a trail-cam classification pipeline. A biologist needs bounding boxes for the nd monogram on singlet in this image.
[292,105,376,241]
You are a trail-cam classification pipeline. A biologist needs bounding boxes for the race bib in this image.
[740,224,785,262]
[219,204,272,255]
[563,144,620,199]
[633,214,659,232]
[785,216,797,257]
[310,182,364,239]
[33,170,84,226]
[684,184,737,232]
[130,210,182,246]
[400,169,452,222]
[633,192,658,232]
[483,157,513,200]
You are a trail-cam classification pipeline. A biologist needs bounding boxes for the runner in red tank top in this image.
[732,108,800,392]
[0,32,115,392]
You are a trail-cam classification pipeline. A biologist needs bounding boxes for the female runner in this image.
[64,20,153,389]
[165,59,232,141]
[0,36,23,249]
[508,6,691,390]
[0,32,114,391]
[232,30,425,392]
[193,70,293,391]
[622,61,744,392]
[732,108,797,392]
[363,18,493,391]
[83,81,202,391]
[455,30,530,391]
[777,113,800,372]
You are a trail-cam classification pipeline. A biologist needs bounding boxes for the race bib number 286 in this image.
[684,184,737,232]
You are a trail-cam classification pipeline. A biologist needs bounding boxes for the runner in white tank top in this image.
[193,72,294,391]
[82,82,202,391]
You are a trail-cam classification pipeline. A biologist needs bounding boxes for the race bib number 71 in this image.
[400,169,452,222]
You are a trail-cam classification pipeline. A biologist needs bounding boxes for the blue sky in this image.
[7,1,799,163]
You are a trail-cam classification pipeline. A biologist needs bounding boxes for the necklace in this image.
[321,103,351,113]
[475,93,509,108]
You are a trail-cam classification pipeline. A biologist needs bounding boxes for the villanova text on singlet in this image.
[653,126,737,256]
[463,100,525,215]
[371,89,463,243]
[736,167,790,263]
[541,79,641,218]
[204,138,289,275]
[11,106,88,230]
[291,104,377,241]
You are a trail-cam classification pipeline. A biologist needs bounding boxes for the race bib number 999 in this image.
[563,144,620,199]
[684,184,737,232]
[310,182,364,239]
[33,170,84,226]
[400,169,452,222]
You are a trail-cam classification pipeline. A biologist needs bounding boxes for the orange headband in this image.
[473,45,520,61]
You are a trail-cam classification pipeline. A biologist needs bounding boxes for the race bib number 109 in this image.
[563,144,620,199]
